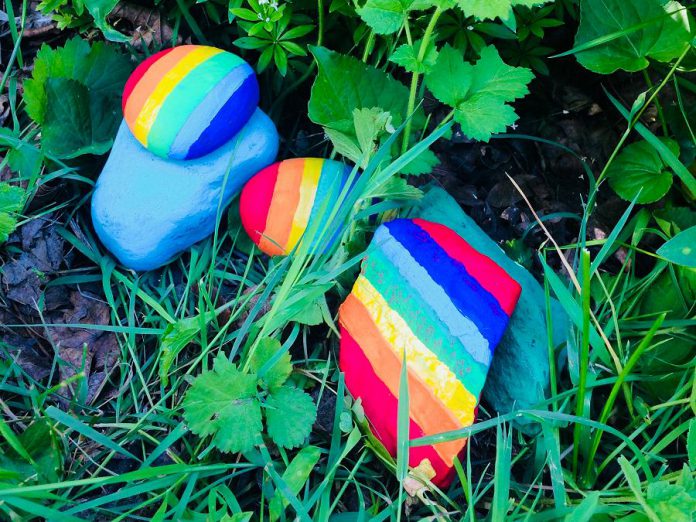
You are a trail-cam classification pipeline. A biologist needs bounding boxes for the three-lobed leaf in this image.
[182,354,262,453]
[425,45,534,141]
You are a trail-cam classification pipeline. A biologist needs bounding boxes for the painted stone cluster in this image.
[92,45,278,271]
[91,45,524,488]
[339,219,522,486]
[240,158,352,256]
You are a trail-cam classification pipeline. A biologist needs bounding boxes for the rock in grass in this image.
[122,45,259,160]
[339,218,522,487]
[412,187,569,426]
[91,110,278,271]
[239,158,352,256]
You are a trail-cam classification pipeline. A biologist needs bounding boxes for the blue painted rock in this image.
[338,218,521,486]
[239,158,352,256]
[91,110,279,271]
[122,45,259,160]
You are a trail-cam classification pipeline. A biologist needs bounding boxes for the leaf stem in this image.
[400,6,442,155]
[641,69,668,136]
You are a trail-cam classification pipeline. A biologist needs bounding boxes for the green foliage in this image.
[23,37,132,158]
[0,419,62,486]
[574,0,692,74]
[390,40,438,73]
[456,0,551,24]
[657,225,696,267]
[309,46,412,140]
[268,446,321,522]
[182,343,316,454]
[232,0,314,76]
[425,44,534,141]
[606,139,678,204]
[356,0,430,35]
[0,183,25,244]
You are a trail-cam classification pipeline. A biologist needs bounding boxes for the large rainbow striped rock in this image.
[339,218,521,487]
[239,158,352,256]
[122,45,259,160]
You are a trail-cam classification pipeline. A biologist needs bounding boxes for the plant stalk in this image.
[400,6,442,155]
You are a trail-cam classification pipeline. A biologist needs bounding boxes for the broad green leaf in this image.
[0,182,25,244]
[657,226,696,267]
[455,93,519,141]
[182,353,262,453]
[424,45,473,107]
[425,45,533,141]
[41,78,120,158]
[268,446,321,522]
[248,337,293,390]
[308,45,415,141]
[23,37,132,158]
[456,0,550,23]
[265,385,317,449]
[606,139,677,204]
[573,0,692,74]
[356,0,430,34]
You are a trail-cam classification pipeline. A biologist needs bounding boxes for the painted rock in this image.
[122,45,259,160]
[239,158,352,256]
[91,110,279,271]
[338,218,521,487]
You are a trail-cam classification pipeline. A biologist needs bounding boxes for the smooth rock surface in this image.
[239,158,352,256]
[122,45,259,160]
[412,187,569,433]
[338,218,521,487]
[92,109,279,271]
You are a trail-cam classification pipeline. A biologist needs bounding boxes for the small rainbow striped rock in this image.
[122,45,259,160]
[339,218,521,486]
[240,158,352,256]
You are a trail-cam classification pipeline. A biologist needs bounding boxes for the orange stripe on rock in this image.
[123,46,195,131]
[259,158,304,255]
[339,293,464,465]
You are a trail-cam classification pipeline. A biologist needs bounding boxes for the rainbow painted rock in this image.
[338,218,521,487]
[239,158,352,256]
[122,45,259,160]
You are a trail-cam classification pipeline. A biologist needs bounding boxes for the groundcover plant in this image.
[0,0,695,519]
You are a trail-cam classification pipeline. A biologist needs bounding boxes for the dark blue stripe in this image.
[384,219,509,347]
[185,68,259,159]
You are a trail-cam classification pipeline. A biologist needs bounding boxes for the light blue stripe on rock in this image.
[373,226,492,366]
[168,64,253,159]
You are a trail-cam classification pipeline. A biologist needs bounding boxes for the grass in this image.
[1,4,695,521]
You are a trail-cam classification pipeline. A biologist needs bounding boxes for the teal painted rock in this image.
[91,109,279,271]
[412,187,569,428]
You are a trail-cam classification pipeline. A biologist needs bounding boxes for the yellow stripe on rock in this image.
[286,158,323,251]
[132,46,222,146]
[352,276,477,427]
